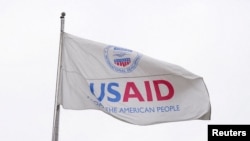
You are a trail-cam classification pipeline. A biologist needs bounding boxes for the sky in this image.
[1,0,250,141]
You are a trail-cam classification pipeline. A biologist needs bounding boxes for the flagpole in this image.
[52,12,65,141]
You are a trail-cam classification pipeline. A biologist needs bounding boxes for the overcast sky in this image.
[1,0,250,141]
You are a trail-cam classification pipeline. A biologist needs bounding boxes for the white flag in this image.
[58,32,211,125]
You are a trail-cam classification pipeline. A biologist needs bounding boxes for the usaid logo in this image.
[90,80,174,102]
[104,46,142,73]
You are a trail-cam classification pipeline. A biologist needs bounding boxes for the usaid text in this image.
[90,80,174,102]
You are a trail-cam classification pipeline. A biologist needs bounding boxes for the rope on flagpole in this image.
[52,12,65,141]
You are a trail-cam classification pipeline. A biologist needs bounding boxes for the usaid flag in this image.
[58,32,211,125]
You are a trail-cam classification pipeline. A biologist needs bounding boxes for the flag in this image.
[58,32,211,125]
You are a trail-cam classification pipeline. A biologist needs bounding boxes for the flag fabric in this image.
[58,32,211,125]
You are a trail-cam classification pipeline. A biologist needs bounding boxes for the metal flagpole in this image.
[52,12,66,141]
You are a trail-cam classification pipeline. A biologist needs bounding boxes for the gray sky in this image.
[1,0,250,141]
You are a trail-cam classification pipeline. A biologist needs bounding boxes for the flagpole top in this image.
[60,12,66,19]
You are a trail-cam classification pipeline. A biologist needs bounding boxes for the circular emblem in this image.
[104,46,142,73]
